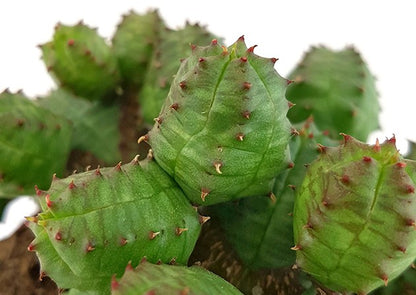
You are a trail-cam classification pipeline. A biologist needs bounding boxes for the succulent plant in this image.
[286,45,380,141]
[111,259,243,294]
[143,36,292,205]
[37,88,121,165]
[2,8,414,295]
[112,10,163,90]
[0,90,72,198]
[210,118,338,270]
[293,135,416,294]
[27,156,203,294]
[40,22,120,101]
[139,22,220,126]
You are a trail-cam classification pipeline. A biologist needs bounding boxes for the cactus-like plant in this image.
[293,135,416,294]
[27,156,203,294]
[111,259,243,294]
[2,9,416,295]
[143,36,292,205]
[0,90,72,198]
[286,46,380,141]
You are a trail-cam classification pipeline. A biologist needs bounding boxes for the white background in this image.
[1,0,415,239]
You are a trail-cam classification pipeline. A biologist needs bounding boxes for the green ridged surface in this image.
[28,158,201,294]
[41,22,120,100]
[286,46,380,141]
[211,119,337,269]
[147,37,292,205]
[0,91,72,197]
[112,261,243,295]
[293,136,416,294]
[140,23,220,126]
[112,10,163,89]
[38,88,121,164]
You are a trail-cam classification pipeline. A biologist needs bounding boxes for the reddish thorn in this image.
[288,184,296,190]
[67,39,75,46]
[374,138,381,152]
[148,231,160,240]
[288,162,295,169]
[140,257,148,264]
[114,162,122,171]
[95,166,102,176]
[68,180,76,190]
[291,128,300,136]
[240,56,248,62]
[45,194,53,208]
[199,215,211,225]
[200,188,210,202]
[271,57,278,64]
[111,275,119,291]
[154,116,163,124]
[341,174,350,184]
[322,200,329,207]
[34,185,43,196]
[291,245,302,251]
[27,243,36,252]
[242,110,251,119]
[406,219,416,229]
[236,132,245,141]
[198,57,205,63]
[308,132,314,139]
[175,227,188,236]
[125,261,134,271]
[55,232,62,241]
[317,144,327,153]
[243,81,252,90]
[156,259,162,265]
[190,44,197,50]
[169,257,176,265]
[398,246,407,253]
[238,35,245,42]
[287,101,295,109]
[388,135,396,145]
[286,79,294,85]
[52,173,59,181]
[120,237,128,246]
[179,81,187,89]
[406,185,415,194]
[86,242,95,253]
[39,271,46,281]
[211,39,218,45]
[247,45,257,53]
[396,162,407,168]
[303,223,313,229]
[170,103,179,110]
[138,134,149,144]
[380,274,388,287]
[340,133,352,143]
[363,156,372,163]
[322,130,330,136]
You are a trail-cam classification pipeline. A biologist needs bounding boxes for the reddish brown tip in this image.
[68,180,76,190]
[271,57,278,64]
[211,39,218,45]
[243,81,252,90]
[291,245,302,251]
[55,232,62,241]
[67,39,75,46]
[341,174,350,184]
[200,188,210,202]
[45,194,53,208]
[170,103,179,111]
[363,156,372,163]
[111,275,120,291]
[179,81,187,89]
[247,45,257,53]
[240,56,248,62]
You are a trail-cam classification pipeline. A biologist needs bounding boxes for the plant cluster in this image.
[1,9,416,295]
